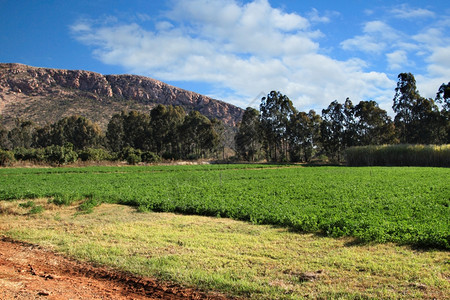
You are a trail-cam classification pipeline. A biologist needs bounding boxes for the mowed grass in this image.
[0,165,449,248]
[0,201,449,299]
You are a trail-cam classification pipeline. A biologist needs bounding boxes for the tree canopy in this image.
[1,72,448,164]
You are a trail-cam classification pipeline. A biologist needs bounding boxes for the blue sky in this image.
[1,0,449,114]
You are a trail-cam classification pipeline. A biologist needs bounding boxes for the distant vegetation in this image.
[0,165,448,249]
[0,72,449,166]
[235,73,449,164]
[345,144,450,167]
[0,105,222,165]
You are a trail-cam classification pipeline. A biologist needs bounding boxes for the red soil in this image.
[0,237,231,300]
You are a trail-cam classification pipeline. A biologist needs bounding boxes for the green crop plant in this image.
[0,165,449,248]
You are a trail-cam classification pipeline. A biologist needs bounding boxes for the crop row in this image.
[1,165,449,249]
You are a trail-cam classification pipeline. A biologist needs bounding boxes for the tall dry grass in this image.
[345,144,450,167]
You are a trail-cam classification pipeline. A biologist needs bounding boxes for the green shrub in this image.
[78,148,112,162]
[13,147,46,163]
[126,153,141,165]
[141,151,161,163]
[0,149,15,166]
[13,147,31,161]
[119,147,142,165]
[44,144,78,165]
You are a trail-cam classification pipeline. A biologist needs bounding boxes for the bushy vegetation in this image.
[78,148,112,162]
[0,149,15,166]
[0,104,222,164]
[0,165,448,249]
[345,144,450,167]
[235,75,449,163]
[1,73,448,166]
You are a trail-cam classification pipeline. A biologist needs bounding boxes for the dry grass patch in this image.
[0,202,448,299]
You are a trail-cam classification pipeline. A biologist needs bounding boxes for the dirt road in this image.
[0,237,229,299]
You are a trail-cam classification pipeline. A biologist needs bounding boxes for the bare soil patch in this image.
[0,236,230,300]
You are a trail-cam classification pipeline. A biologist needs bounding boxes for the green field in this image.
[1,165,449,249]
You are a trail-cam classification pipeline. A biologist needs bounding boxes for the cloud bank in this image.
[71,0,450,113]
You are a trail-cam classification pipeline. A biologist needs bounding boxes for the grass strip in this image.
[0,202,448,299]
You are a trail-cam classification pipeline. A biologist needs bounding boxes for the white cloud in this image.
[386,50,409,70]
[71,0,408,113]
[391,4,435,19]
[413,28,446,47]
[428,47,450,72]
[340,35,386,54]
[307,8,335,24]
[339,4,450,105]
[136,13,152,22]
[340,21,399,54]
[416,46,450,98]
[70,22,91,33]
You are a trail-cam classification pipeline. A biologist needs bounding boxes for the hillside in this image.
[0,63,244,129]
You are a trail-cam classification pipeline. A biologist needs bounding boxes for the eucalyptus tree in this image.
[287,110,322,162]
[150,104,185,156]
[51,115,103,150]
[7,119,35,149]
[235,107,263,161]
[106,111,151,152]
[179,111,218,159]
[353,100,397,145]
[0,118,8,150]
[260,91,296,161]
[393,73,441,144]
[321,100,346,161]
[436,82,450,143]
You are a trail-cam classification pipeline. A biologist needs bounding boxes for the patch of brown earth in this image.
[0,236,231,299]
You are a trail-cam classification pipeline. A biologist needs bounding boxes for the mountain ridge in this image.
[0,63,244,129]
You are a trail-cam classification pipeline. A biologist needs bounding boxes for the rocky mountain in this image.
[0,63,244,129]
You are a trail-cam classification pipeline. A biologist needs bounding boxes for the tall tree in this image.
[7,119,35,149]
[33,124,53,148]
[179,111,218,159]
[436,82,450,111]
[52,115,103,150]
[106,111,151,152]
[307,109,323,156]
[106,113,126,152]
[150,105,185,156]
[436,82,450,143]
[353,100,397,145]
[0,117,8,150]
[211,118,226,160]
[260,91,296,161]
[321,100,346,161]
[288,111,311,162]
[123,111,152,151]
[393,73,418,141]
[235,107,263,161]
[392,73,441,144]
[342,98,357,148]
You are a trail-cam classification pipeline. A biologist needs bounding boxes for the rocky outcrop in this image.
[0,63,243,129]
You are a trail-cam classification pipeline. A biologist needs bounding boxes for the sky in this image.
[1,0,449,114]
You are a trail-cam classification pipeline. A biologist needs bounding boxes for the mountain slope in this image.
[0,63,244,129]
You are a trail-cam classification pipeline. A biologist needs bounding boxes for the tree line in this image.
[0,104,222,165]
[235,73,449,162]
[1,72,449,165]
